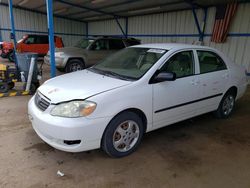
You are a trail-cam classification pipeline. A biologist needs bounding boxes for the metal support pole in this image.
[125,17,128,38]
[114,16,126,37]
[8,0,18,67]
[46,0,56,78]
[0,19,2,42]
[200,7,208,42]
[191,7,202,41]
[86,22,88,39]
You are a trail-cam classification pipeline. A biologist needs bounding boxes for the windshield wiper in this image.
[102,70,135,81]
[88,67,135,81]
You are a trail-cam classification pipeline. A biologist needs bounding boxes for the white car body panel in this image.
[28,43,248,153]
[39,70,131,104]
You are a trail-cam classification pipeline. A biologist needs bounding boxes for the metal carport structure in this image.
[1,0,248,77]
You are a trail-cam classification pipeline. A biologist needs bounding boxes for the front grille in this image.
[35,92,50,111]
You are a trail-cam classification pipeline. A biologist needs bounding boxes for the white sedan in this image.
[28,43,248,157]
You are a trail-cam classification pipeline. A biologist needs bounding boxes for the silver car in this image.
[44,37,141,73]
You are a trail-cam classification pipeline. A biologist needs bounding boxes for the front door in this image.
[153,50,200,128]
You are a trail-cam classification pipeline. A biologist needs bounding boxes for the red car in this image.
[0,34,64,61]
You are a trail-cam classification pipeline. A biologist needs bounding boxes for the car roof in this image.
[131,43,215,51]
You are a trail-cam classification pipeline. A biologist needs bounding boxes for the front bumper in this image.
[44,55,66,68]
[28,96,111,152]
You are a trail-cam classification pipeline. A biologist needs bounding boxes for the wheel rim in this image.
[222,95,234,115]
[69,63,82,72]
[113,120,140,152]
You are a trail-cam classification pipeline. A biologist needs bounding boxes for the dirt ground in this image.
[0,58,250,188]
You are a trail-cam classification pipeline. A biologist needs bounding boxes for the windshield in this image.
[91,47,167,80]
[74,38,93,49]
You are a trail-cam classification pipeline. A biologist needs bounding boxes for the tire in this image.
[8,51,14,62]
[0,83,9,93]
[214,91,236,119]
[65,59,85,73]
[101,111,144,158]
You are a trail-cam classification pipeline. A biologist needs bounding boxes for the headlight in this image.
[55,52,65,57]
[50,100,96,118]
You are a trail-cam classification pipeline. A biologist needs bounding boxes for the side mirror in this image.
[151,71,176,83]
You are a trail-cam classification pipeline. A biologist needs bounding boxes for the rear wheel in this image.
[102,112,144,158]
[214,91,236,118]
[65,59,85,73]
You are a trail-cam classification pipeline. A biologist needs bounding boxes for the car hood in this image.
[38,70,132,104]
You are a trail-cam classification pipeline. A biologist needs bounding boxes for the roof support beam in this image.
[55,0,124,18]
[65,0,144,17]
[185,0,207,42]
[0,2,86,23]
[125,17,128,38]
[114,16,126,38]
[86,22,89,39]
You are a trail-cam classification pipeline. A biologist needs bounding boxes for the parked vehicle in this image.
[0,34,64,62]
[44,37,141,73]
[28,43,248,157]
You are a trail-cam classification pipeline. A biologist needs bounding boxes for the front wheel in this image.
[101,112,144,158]
[214,91,236,118]
[65,59,85,73]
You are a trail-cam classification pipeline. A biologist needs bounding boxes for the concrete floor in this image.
[0,60,250,188]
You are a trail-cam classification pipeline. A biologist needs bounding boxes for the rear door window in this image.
[90,39,109,50]
[36,36,49,44]
[197,51,227,73]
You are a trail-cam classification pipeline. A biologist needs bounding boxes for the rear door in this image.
[35,35,49,55]
[194,50,230,114]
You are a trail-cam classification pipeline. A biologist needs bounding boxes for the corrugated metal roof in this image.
[0,0,240,22]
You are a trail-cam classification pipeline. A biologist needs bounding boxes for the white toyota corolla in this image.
[28,43,248,157]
